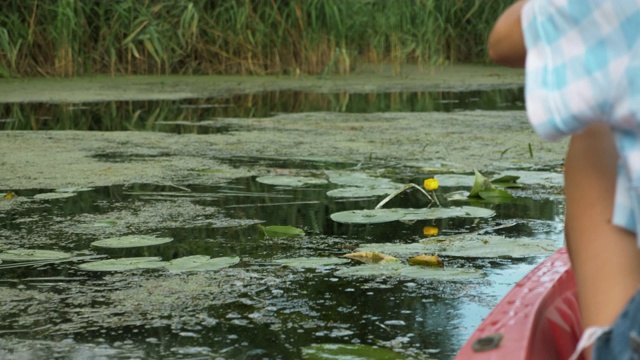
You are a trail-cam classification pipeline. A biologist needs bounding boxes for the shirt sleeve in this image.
[520,0,622,141]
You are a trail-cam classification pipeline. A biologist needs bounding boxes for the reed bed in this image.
[0,0,512,78]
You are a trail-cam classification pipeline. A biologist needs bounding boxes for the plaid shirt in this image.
[522,0,640,239]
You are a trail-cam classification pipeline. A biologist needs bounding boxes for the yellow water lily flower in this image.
[422,226,439,237]
[3,191,16,200]
[423,178,439,191]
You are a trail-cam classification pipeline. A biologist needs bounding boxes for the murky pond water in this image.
[0,88,566,360]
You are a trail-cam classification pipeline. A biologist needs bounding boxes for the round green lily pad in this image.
[0,249,74,261]
[326,171,400,188]
[330,208,405,224]
[256,176,328,187]
[334,263,484,280]
[330,206,494,224]
[77,257,165,272]
[400,206,495,221]
[91,235,173,248]
[420,234,557,258]
[55,187,94,193]
[34,192,76,200]
[434,174,475,187]
[274,257,350,268]
[164,255,240,273]
[326,186,399,198]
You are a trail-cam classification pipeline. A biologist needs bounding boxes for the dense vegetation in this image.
[0,0,511,78]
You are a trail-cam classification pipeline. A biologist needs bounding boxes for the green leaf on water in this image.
[256,176,328,187]
[419,234,558,258]
[258,225,305,238]
[274,257,350,268]
[55,187,93,193]
[34,192,76,200]
[77,257,165,272]
[330,208,406,224]
[490,175,520,186]
[301,343,409,360]
[325,171,401,188]
[0,249,74,261]
[164,255,240,273]
[478,189,514,203]
[91,235,173,248]
[399,206,495,221]
[326,186,399,198]
[330,206,494,224]
[334,263,484,280]
[495,170,563,187]
[468,169,493,198]
[434,174,474,187]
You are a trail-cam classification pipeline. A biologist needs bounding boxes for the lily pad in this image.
[399,206,495,221]
[326,171,401,188]
[256,176,328,187]
[343,251,400,264]
[55,187,94,193]
[0,249,74,261]
[420,234,557,258]
[478,189,514,203]
[326,186,399,198]
[354,243,433,256]
[91,235,173,248]
[258,225,305,238]
[301,343,409,360]
[330,206,494,224]
[495,170,563,187]
[274,257,350,268]
[334,263,484,280]
[330,208,405,224]
[434,174,475,187]
[77,257,165,272]
[469,170,494,198]
[164,255,240,273]
[33,192,76,200]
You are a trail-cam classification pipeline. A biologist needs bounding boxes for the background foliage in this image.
[0,0,511,77]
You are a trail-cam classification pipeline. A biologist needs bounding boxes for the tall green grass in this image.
[0,0,512,78]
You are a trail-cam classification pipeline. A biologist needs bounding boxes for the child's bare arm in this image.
[488,0,528,67]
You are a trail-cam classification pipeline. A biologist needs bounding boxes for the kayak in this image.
[454,247,583,360]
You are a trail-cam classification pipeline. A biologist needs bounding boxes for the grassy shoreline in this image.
[0,0,511,78]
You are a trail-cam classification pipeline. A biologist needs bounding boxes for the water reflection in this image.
[0,88,524,132]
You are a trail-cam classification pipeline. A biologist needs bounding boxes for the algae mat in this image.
[0,67,568,191]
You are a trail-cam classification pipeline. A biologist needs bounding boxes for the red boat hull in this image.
[455,247,583,360]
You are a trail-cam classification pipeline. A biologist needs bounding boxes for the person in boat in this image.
[489,0,640,359]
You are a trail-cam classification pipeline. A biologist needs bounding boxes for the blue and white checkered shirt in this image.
[522,0,640,241]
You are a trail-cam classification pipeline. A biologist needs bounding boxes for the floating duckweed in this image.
[301,343,409,359]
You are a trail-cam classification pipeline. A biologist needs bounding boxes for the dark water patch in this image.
[1,88,524,132]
